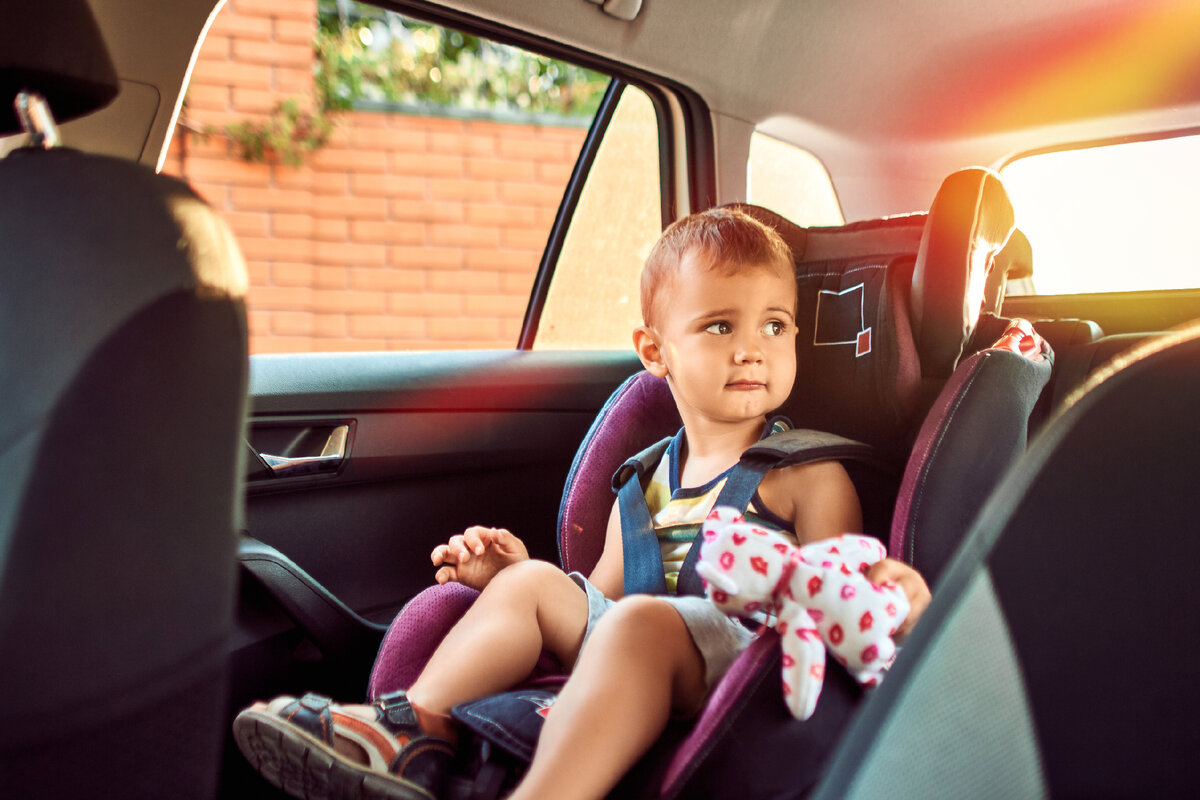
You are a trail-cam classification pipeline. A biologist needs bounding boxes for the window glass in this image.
[1001,135,1200,295]
[534,86,662,349]
[164,0,615,353]
[746,132,843,226]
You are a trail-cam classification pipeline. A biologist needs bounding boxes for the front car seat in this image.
[0,3,249,797]
[812,321,1200,798]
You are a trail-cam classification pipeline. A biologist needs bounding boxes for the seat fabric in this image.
[813,322,1200,799]
[0,4,249,795]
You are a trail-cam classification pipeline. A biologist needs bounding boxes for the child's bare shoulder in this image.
[757,460,860,542]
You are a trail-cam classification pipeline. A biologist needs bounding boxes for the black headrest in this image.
[0,0,119,134]
[911,168,1015,378]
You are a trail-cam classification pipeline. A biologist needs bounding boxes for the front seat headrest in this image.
[0,0,119,134]
[912,167,1015,378]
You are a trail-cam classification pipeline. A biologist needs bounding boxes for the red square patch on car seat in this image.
[856,327,872,357]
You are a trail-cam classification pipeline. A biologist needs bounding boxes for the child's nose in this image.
[734,336,764,364]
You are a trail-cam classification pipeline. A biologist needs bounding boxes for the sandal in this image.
[233,691,455,800]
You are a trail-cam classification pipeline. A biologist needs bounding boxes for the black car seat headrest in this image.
[911,167,1015,378]
[984,228,1033,315]
[0,0,120,134]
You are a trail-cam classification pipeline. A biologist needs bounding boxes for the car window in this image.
[746,132,843,226]
[1001,134,1200,296]
[533,85,663,349]
[164,0,641,354]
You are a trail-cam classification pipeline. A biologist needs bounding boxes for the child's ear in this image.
[633,325,669,378]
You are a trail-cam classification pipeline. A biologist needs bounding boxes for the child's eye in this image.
[762,320,787,336]
[704,321,732,335]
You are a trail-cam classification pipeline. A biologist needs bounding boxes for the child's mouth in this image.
[726,380,766,390]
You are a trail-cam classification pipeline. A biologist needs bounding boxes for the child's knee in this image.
[597,596,687,644]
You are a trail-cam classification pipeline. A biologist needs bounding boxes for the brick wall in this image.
[164,0,586,353]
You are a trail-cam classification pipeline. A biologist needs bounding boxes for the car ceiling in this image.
[80,0,1200,217]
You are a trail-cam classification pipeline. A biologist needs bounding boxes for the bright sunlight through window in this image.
[1001,135,1200,295]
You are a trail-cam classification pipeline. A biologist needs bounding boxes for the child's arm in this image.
[761,460,931,637]
[431,525,529,590]
[585,500,625,600]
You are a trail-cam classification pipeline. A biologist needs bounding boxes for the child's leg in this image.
[509,595,708,800]
[406,558,591,717]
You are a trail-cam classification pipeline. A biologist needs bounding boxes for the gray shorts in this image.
[568,572,754,689]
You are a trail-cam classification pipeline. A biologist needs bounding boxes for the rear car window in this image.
[165,0,625,354]
[1001,134,1200,296]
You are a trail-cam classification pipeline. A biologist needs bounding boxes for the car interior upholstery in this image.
[0,2,249,797]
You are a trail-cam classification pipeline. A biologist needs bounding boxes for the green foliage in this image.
[315,0,609,117]
[209,98,333,167]
[206,0,608,166]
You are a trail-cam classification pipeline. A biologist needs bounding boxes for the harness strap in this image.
[615,429,887,597]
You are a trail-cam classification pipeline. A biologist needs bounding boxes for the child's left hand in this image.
[864,558,930,642]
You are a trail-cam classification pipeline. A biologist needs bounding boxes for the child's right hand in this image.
[431,525,529,590]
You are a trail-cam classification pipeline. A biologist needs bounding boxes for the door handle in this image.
[259,424,349,478]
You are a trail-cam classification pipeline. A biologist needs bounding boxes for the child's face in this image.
[641,250,798,427]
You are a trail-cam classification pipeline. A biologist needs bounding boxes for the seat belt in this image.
[614,429,888,597]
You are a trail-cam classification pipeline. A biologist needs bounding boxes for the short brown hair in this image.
[641,207,794,326]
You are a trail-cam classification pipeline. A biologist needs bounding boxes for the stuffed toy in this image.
[695,506,910,720]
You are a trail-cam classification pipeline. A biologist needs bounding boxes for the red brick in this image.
[388,292,463,315]
[273,311,314,335]
[311,289,387,314]
[428,270,501,294]
[273,165,316,190]
[313,313,348,338]
[272,262,316,286]
[466,249,539,273]
[499,182,564,207]
[182,179,226,207]
[234,39,314,67]
[195,35,234,59]
[275,17,317,44]
[467,158,537,182]
[314,266,348,288]
[351,220,426,245]
[244,260,271,285]
[191,60,273,88]
[426,131,467,154]
[271,212,312,237]
[230,86,281,114]
[465,293,530,318]
[231,185,312,212]
[250,285,314,310]
[430,178,497,202]
[315,147,388,173]
[390,151,464,177]
[315,240,387,266]
[253,335,314,354]
[314,218,350,241]
[389,246,463,270]
[538,161,575,185]
[315,338,387,353]
[501,318,524,342]
[275,65,314,94]
[312,171,350,195]
[350,267,426,293]
[182,83,230,112]
[350,314,425,339]
[209,11,273,39]
[348,110,390,128]
[223,210,270,237]
[466,204,537,227]
[464,134,497,157]
[312,195,388,219]
[238,235,314,260]
[503,272,538,293]
[429,317,500,341]
[247,309,272,335]
[231,0,314,21]
[498,136,567,162]
[430,224,501,248]
[353,173,425,199]
[503,226,549,251]
[180,154,267,185]
[390,199,463,223]
[350,125,426,152]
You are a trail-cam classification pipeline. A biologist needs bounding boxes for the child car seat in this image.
[811,321,1200,800]
[367,168,1047,798]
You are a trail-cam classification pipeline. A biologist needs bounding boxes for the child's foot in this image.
[233,691,455,800]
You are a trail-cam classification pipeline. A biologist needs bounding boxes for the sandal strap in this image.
[375,690,423,734]
[279,692,337,746]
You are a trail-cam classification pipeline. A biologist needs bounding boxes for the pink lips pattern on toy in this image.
[695,506,911,720]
